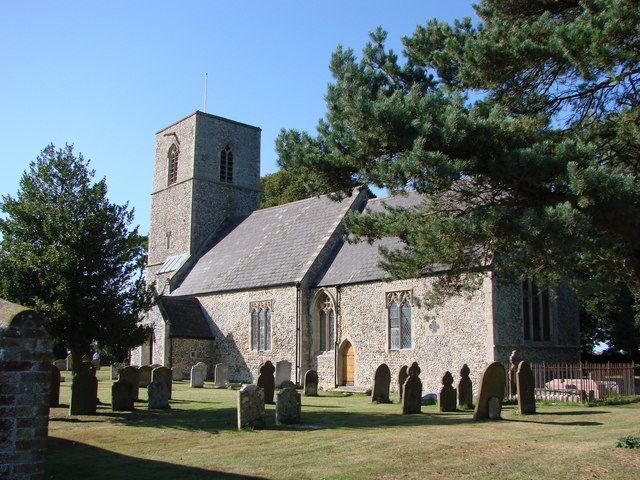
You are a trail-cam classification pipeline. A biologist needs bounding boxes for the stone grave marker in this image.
[53,359,66,371]
[214,363,230,388]
[398,365,408,400]
[49,363,61,407]
[190,362,207,388]
[138,365,153,388]
[457,364,473,409]
[438,371,457,412]
[118,366,140,401]
[65,353,73,371]
[152,366,173,399]
[172,367,183,381]
[276,382,301,424]
[148,381,170,409]
[402,362,422,414]
[69,369,97,415]
[110,363,123,380]
[508,349,520,398]
[237,384,265,429]
[473,362,506,420]
[112,379,135,411]
[304,369,319,396]
[517,360,536,415]
[275,360,292,387]
[257,361,276,404]
[371,363,391,403]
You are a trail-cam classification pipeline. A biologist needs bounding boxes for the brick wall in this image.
[0,299,53,480]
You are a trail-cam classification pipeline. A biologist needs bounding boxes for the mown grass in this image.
[46,369,640,480]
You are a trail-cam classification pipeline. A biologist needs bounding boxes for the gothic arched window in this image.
[168,144,179,185]
[316,293,335,352]
[250,300,272,351]
[220,145,233,183]
[387,290,412,350]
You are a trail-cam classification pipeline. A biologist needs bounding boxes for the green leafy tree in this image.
[276,0,640,334]
[260,169,316,208]
[0,144,153,370]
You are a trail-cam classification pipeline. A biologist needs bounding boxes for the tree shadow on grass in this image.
[46,437,268,480]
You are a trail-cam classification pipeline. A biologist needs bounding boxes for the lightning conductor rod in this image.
[204,72,208,113]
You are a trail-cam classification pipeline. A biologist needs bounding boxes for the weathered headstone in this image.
[402,362,422,414]
[69,369,97,415]
[237,384,265,429]
[118,366,140,401]
[438,371,457,412]
[49,363,61,407]
[398,365,408,400]
[516,360,536,415]
[488,397,501,419]
[65,353,73,371]
[148,380,170,409]
[457,364,473,409]
[138,365,153,388]
[152,366,173,399]
[473,362,506,420]
[304,369,319,396]
[508,349,519,398]
[112,379,135,411]
[172,367,183,381]
[53,359,66,371]
[214,363,230,388]
[257,361,276,404]
[371,363,391,403]
[110,363,123,380]
[275,360,292,388]
[276,382,301,424]
[190,362,207,388]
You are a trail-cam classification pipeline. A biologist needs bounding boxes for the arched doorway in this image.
[341,341,354,386]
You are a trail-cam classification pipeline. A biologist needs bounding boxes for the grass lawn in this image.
[46,369,640,480]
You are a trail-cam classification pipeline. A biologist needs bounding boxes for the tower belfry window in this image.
[168,144,179,185]
[220,145,233,183]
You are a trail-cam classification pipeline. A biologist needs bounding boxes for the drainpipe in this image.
[335,286,341,387]
[295,282,301,385]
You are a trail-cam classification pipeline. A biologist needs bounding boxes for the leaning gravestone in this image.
[237,384,265,429]
[517,360,536,415]
[138,365,153,388]
[402,362,422,414]
[112,379,135,411]
[276,381,301,424]
[214,363,230,388]
[190,362,207,388]
[473,362,506,420]
[69,369,97,415]
[152,366,173,399]
[118,366,140,401]
[398,365,408,400]
[371,363,391,403]
[457,364,473,409]
[275,360,292,388]
[439,371,457,412]
[148,381,170,409]
[49,363,61,407]
[304,369,319,396]
[257,361,276,404]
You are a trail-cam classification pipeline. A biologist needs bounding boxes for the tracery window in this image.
[250,300,272,351]
[317,294,335,352]
[522,280,552,342]
[168,144,179,185]
[220,145,233,183]
[386,290,412,350]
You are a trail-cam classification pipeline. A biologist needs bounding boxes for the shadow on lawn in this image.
[46,437,268,480]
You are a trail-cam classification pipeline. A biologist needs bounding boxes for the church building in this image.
[130,111,580,393]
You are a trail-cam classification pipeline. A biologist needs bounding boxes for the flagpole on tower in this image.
[204,72,208,113]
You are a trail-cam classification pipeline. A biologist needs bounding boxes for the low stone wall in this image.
[0,299,53,480]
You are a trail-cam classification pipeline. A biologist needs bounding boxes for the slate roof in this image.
[159,297,213,338]
[171,193,361,296]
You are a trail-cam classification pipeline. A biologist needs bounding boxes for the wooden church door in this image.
[342,341,354,385]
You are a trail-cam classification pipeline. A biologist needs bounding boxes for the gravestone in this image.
[69,369,97,415]
[398,365,408,400]
[214,363,230,388]
[110,363,123,380]
[438,371,457,412]
[190,362,207,388]
[304,369,319,396]
[473,362,506,420]
[118,366,140,401]
[138,365,153,388]
[65,353,73,371]
[275,360,292,388]
[148,381,170,409]
[516,360,536,415]
[276,382,301,424]
[371,363,391,403]
[172,367,183,381]
[152,366,173,399]
[53,358,66,371]
[257,361,276,404]
[488,397,501,419]
[237,384,265,429]
[508,349,520,398]
[402,362,422,414]
[457,364,473,409]
[49,363,61,407]
[112,379,135,411]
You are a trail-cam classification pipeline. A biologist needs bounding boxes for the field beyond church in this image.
[46,369,640,480]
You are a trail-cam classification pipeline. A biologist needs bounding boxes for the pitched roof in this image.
[159,297,213,338]
[171,193,362,296]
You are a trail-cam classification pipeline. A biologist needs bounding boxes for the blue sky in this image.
[1,1,478,235]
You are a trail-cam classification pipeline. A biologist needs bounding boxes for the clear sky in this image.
[1,1,478,235]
